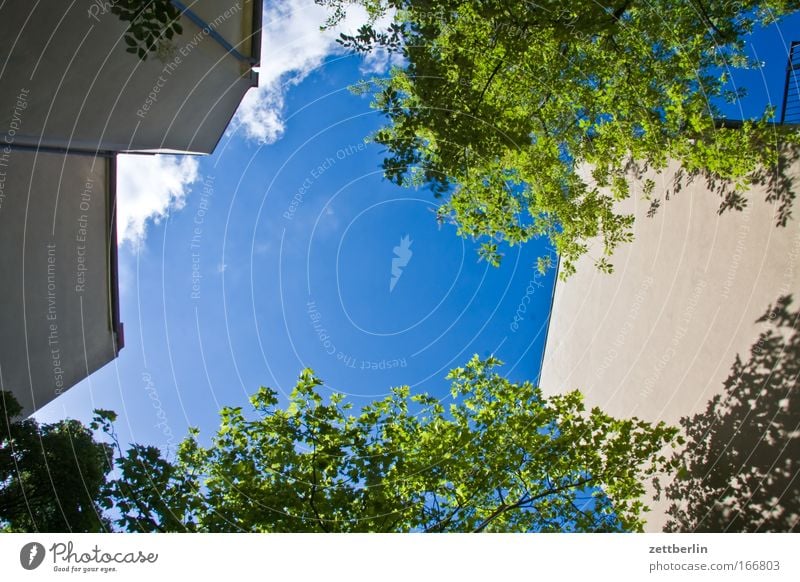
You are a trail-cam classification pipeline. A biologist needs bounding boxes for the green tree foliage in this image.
[112,0,183,60]
[104,357,677,532]
[318,0,800,277]
[0,392,113,532]
[93,414,199,533]
[0,360,678,532]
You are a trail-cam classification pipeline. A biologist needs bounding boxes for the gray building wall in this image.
[0,0,258,154]
[0,149,120,415]
[539,154,800,531]
[0,0,262,414]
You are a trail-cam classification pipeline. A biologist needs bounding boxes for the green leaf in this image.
[321,0,800,277]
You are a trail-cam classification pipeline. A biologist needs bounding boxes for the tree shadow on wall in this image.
[641,144,800,226]
[660,294,799,532]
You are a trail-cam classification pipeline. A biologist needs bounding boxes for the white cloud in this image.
[115,4,398,246]
[235,0,395,143]
[116,154,200,245]
[359,45,406,75]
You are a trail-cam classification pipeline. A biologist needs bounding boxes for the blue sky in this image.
[34,5,800,453]
[35,35,556,450]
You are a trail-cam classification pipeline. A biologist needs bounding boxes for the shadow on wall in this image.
[659,295,799,532]
[641,144,800,226]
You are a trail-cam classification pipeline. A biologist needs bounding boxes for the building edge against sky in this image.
[0,0,262,415]
[0,149,122,416]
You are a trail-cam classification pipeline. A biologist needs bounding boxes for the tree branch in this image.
[612,1,631,22]
[423,497,465,532]
[472,476,595,532]
[690,0,732,42]
[308,431,329,532]
[473,61,504,113]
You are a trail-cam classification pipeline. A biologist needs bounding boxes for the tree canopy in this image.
[0,392,112,532]
[103,357,677,532]
[319,0,800,276]
[1,359,677,532]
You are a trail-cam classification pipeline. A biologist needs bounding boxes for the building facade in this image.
[539,153,800,531]
[0,0,261,414]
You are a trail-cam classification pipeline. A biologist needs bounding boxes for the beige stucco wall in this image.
[539,154,800,531]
